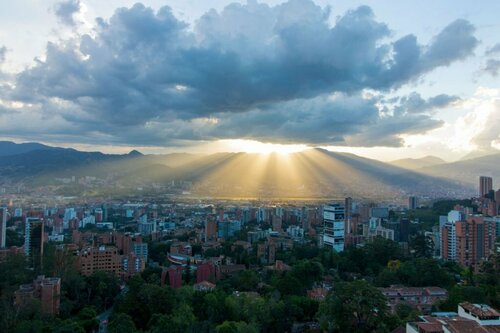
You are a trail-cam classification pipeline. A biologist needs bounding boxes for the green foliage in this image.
[432,199,474,215]
[397,259,454,288]
[76,306,99,332]
[216,321,259,333]
[148,304,196,333]
[409,234,434,258]
[115,282,176,330]
[0,253,34,294]
[85,271,121,310]
[52,319,86,333]
[108,313,137,333]
[394,303,420,323]
[147,242,170,264]
[234,270,260,291]
[318,280,394,333]
[437,285,487,311]
[6,229,24,247]
[276,273,304,296]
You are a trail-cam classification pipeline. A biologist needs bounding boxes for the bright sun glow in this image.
[222,139,308,155]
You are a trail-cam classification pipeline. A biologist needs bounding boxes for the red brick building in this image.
[456,216,496,269]
[14,275,61,315]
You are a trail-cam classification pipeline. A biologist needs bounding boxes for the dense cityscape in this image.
[0,175,499,332]
[1,0,500,332]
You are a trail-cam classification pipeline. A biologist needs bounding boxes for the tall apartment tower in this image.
[344,197,353,234]
[408,196,418,210]
[441,210,464,261]
[0,207,7,248]
[456,216,496,269]
[205,217,217,242]
[479,176,493,198]
[25,218,44,268]
[322,204,345,252]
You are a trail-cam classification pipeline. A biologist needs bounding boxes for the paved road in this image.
[96,285,129,333]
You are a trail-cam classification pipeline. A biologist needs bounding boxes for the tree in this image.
[318,280,393,333]
[291,260,324,289]
[6,229,23,247]
[397,259,453,288]
[76,306,99,333]
[108,313,137,333]
[395,303,420,323]
[148,304,196,333]
[216,321,259,333]
[437,285,487,311]
[115,283,176,330]
[409,234,434,258]
[236,270,259,291]
[277,273,304,296]
[52,319,86,333]
[85,271,120,311]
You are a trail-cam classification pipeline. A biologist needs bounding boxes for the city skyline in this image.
[0,0,499,162]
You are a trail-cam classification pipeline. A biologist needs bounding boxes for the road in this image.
[96,285,129,333]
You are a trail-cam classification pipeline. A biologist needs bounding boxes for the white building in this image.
[440,210,464,260]
[322,204,345,252]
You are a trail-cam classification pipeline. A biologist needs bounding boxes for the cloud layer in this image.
[54,0,82,26]
[1,0,479,148]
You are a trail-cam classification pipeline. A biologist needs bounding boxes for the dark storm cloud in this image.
[485,43,500,56]
[483,59,500,77]
[0,46,6,63]
[394,92,460,115]
[54,0,81,26]
[5,0,478,147]
[180,93,446,147]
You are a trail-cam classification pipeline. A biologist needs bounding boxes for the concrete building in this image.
[217,220,241,239]
[14,276,61,315]
[205,218,217,242]
[78,246,122,276]
[132,242,148,262]
[138,221,157,235]
[408,196,418,210]
[458,302,500,326]
[0,207,7,248]
[380,286,448,314]
[322,204,345,252]
[441,210,464,261]
[122,252,146,279]
[479,176,493,198]
[406,302,500,333]
[24,218,44,268]
[456,216,496,269]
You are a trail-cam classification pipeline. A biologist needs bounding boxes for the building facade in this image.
[322,204,345,252]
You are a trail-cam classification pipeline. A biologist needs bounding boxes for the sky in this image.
[0,0,499,161]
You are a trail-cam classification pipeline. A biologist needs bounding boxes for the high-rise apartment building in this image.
[78,246,122,276]
[205,218,217,242]
[15,275,61,315]
[441,210,464,261]
[322,204,345,252]
[25,218,44,267]
[479,176,493,198]
[344,197,353,234]
[0,207,7,248]
[408,196,418,210]
[456,216,496,269]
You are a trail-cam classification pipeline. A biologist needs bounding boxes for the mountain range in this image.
[390,156,446,170]
[1,141,494,199]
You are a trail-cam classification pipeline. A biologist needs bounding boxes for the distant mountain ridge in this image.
[0,141,479,199]
[421,153,500,186]
[0,141,57,156]
[390,156,446,170]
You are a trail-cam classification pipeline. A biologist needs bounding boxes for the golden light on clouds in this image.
[221,139,308,155]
